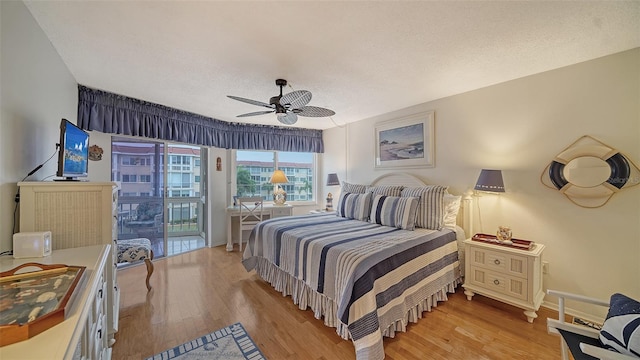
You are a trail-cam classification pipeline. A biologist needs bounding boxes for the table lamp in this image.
[270,169,289,205]
[325,173,340,211]
[473,169,505,234]
[474,169,505,193]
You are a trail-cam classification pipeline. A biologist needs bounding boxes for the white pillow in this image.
[443,194,462,230]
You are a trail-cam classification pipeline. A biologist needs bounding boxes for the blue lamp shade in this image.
[474,169,505,193]
[326,173,340,186]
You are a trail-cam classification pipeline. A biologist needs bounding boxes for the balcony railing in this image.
[117,196,202,240]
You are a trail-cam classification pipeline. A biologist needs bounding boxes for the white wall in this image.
[0,1,78,252]
[208,147,229,247]
[324,48,640,319]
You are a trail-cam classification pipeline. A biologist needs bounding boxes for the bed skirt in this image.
[253,257,461,342]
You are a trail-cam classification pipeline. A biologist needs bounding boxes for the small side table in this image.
[462,239,546,323]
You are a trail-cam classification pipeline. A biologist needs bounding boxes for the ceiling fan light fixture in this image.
[227,79,334,126]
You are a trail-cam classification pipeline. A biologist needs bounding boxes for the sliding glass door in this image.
[164,144,206,255]
[112,138,206,258]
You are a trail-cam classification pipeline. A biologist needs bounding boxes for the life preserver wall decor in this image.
[541,135,640,208]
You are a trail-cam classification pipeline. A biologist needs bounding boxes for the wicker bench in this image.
[116,238,154,291]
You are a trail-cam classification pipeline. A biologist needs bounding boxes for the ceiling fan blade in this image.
[237,110,275,117]
[227,95,273,109]
[295,106,336,117]
[277,112,298,125]
[280,90,312,109]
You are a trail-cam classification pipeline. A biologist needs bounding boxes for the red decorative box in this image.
[471,233,536,251]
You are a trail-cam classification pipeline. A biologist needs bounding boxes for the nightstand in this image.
[462,239,545,323]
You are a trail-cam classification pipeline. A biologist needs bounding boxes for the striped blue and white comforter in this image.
[242,213,461,360]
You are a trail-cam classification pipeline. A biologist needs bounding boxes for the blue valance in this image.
[77,85,324,153]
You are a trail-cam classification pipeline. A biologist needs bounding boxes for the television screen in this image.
[56,119,89,180]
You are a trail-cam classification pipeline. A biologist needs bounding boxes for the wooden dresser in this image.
[0,245,112,359]
[17,181,120,345]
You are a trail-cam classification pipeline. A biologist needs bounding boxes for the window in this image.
[122,156,150,166]
[140,175,151,183]
[168,173,191,189]
[122,174,137,182]
[234,150,316,203]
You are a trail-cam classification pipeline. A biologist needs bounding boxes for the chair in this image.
[124,201,164,234]
[116,238,155,291]
[237,196,264,252]
[547,289,639,360]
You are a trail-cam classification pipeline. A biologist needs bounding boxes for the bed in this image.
[242,173,471,360]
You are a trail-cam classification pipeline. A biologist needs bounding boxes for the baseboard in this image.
[541,300,606,325]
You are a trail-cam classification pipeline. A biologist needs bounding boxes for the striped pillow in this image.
[369,195,419,230]
[367,185,404,197]
[341,181,369,194]
[401,186,447,230]
[336,192,372,221]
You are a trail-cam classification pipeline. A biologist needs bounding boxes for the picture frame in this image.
[374,111,435,169]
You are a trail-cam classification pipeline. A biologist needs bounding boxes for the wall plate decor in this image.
[88,144,103,161]
[541,135,640,208]
[374,110,435,169]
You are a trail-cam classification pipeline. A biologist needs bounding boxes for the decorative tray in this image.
[471,233,536,251]
[0,263,86,347]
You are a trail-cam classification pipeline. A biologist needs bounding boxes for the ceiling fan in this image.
[227,79,335,125]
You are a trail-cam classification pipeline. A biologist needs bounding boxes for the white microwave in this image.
[13,231,52,258]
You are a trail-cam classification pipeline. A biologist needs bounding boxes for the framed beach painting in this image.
[374,111,435,169]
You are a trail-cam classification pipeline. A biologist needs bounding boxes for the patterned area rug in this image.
[146,323,266,360]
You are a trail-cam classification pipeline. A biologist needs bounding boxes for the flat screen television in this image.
[56,119,89,181]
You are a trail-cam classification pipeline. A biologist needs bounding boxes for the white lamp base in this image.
[273,188,287,205]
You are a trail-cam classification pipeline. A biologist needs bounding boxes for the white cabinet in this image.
[270,206,293,218]
[0,245,111,360]
[462,239,545,323]
[17,182,120,345]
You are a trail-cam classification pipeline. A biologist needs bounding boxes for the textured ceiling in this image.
[24,1,640,130]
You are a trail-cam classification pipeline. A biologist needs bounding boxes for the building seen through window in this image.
[236,150,315,202]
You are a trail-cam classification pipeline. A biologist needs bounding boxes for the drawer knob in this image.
[493,279,500,285]
[494,259,501,265]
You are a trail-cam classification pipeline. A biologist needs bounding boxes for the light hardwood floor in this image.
[112,245,564,360]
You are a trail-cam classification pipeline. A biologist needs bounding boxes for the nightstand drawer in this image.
[468,246,528,279]
[468,267,528,301]
[271,207,292,218]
